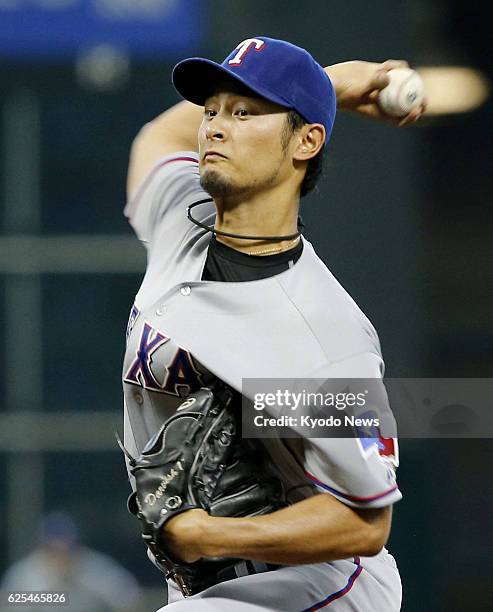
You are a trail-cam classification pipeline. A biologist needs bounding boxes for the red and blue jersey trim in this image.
[306,470,398,504]
[301,557,363,611]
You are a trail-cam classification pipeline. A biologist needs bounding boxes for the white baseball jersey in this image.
[123,153,402,611]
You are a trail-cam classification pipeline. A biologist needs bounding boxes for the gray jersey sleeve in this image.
[124,152,203,248]
[300,352,401,509]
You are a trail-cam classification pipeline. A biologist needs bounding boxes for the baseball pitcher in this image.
[122,37,425,611]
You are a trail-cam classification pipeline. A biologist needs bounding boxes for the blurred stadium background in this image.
[0,1,491,610]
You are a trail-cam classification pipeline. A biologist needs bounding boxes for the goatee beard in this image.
[200,171,241,198]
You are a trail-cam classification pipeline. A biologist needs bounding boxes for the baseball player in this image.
[123,37,424,611]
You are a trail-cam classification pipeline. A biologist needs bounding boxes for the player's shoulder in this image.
[125,151,200,217]
[124,151,213,248]
[277,239,382,361]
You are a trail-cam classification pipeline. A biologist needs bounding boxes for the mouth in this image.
[203,151,227,162]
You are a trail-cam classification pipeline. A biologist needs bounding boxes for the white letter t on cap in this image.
[228,38,266,66]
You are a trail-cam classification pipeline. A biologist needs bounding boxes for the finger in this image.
[354,102,394,122]
[380,59,410,72]
[398,106,424,127]
[355,97,422,125]
[369,70,390,91]
[398,116,414,127]
[398,112,420,127]
[368,90,380,102]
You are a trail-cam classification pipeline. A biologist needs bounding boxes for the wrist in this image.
[162,508,211,563]
[199,515,257,559]
[199,515,230,558]
[187,510,212,557]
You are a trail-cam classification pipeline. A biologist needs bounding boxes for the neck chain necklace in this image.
[187,199,305,241]
[246,237,301,256]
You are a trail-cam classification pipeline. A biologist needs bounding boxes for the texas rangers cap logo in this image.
[227,38,266,66]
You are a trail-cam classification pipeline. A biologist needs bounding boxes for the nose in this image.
[205,116,227,141]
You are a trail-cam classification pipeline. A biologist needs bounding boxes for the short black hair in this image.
[281,110,325,197]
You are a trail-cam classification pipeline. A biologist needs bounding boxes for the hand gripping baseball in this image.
[122,383,285,596]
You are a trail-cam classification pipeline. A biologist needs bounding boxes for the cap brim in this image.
[172,57,292,109]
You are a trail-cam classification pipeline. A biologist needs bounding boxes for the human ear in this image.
[293,124,325,161]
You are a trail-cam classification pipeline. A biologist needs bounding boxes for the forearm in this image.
[199,494,392,565]
[324,63,351,109]
[324,61,379,112]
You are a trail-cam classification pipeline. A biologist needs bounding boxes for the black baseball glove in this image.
[121,383,285,596]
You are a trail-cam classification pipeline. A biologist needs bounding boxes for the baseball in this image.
[378,67,424,117]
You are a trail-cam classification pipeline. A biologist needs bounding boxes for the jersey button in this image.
[135,393,144,405]
[180,286,191,296]
[156,304,166,316]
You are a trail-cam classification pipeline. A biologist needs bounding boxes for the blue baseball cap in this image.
[172,36,336,144]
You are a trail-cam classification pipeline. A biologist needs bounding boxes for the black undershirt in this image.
[201,235,303,282]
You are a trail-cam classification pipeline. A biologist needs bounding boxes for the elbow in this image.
[359,531,387,557]
[355,506,392,557]
[358,525,390,557]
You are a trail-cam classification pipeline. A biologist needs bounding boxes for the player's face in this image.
[198,85,293,199]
